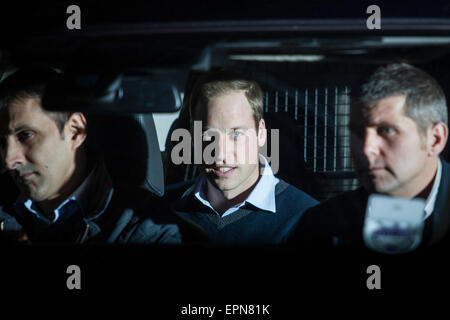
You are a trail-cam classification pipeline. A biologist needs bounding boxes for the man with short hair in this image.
[289,63,450,249]
[0,66,186,244]
[168,71,318,245]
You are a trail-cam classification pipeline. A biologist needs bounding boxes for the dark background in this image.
[1,0,450,314]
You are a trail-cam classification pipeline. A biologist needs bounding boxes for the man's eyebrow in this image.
[8,125,37,135]
[370,121,400,128]
[350,120,400,130]
[202,126,248,132]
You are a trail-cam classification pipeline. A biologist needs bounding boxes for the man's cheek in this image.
[238,137,259,165]
[233,141,246,164]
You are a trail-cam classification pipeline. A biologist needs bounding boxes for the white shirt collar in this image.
[193,155,279,217]
[424,158,442,219]
[22,196,77,224]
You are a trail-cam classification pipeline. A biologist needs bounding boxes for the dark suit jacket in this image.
[289,159,450,250]
[0,162,203,245]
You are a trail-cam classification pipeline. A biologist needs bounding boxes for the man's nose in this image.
[4,139,25,170]
[214,134,226,163]
[215,134,235,164]
[362,128,381,158]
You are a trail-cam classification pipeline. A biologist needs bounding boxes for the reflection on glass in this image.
[363,195,425,254]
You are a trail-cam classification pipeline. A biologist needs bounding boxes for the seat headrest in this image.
[87,114,164,197]
[0,172,19,206]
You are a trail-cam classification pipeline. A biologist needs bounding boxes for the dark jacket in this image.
[0,162,196,245]
[289,159,450,250]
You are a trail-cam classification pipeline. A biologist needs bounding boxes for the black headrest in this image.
[87,114,164,197]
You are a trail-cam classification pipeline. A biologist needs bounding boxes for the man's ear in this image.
[65,112,87,150]
[257,118,267,148]
[427,122,448,157]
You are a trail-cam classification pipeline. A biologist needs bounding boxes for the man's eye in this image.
[379,127,396,135]
[17,131,34,142]
[232,130,244,138]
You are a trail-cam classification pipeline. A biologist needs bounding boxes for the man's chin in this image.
[361,177,381,194]
[24,188,45,202]
[212,179,234,191]
[366,181,397,195]
[359,173,387,192]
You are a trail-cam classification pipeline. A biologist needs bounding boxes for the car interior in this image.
[1,0,450,307]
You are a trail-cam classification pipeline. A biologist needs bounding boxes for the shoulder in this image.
[107,186,179,244]
[275,178,319,207]
[164,179,200,214]
[109,184,175,221]
[165,179,197,202]
[0,205,27,244]
[306,187,367,216]
[435,159,450,204]
[288,187,368,247]
[112,184,168,207]
[100,185,176,236]
[0,205,23,232]
[441,159,450,176]
[299,187,368,232]
[110,184,205,244]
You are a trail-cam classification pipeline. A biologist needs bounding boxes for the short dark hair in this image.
[351,63,448,133]
[0,66,71,133]
[188,70,264,130]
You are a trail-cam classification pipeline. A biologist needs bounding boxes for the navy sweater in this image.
[170,179,318,245]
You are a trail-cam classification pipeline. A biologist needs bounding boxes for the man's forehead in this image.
[5,96,42,115]
[195,90,248,117]
[0,97,49,134]
[351,95,407,123]
[208,91,252,113]
[202,125,253,132]
[207,90,249,109]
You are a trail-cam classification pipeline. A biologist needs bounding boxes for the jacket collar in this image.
[14,159,113,222]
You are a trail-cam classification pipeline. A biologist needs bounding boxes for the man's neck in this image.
[391,158,439,200]
[205,175,261,215]
[37,158,89,221]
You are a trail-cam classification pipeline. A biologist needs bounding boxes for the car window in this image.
[1,1,450,306]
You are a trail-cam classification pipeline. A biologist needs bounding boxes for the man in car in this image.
[0,66,188,244]
[168,71,318,245]
[289,63,450,249]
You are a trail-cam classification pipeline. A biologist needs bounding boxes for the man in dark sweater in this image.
[289,63,450,251]
[0,66,189,244]
[168,71,318,245]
